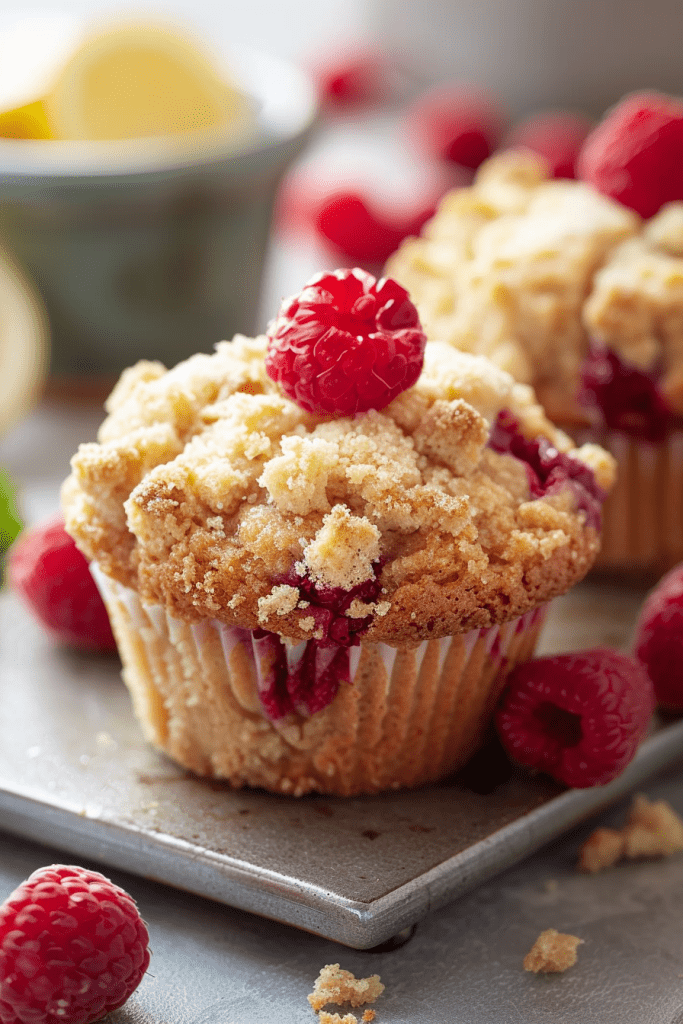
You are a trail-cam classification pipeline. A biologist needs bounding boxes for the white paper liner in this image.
[573,426,683,572]
[92,565,547,795]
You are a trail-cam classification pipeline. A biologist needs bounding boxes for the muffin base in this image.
[94,567,546,797]
[575,429,683,579]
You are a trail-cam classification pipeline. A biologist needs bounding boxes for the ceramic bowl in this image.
[0,42,318,380]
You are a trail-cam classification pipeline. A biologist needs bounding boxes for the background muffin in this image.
[388,144,683,577]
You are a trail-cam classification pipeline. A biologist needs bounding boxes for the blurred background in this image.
[1,0,683,414]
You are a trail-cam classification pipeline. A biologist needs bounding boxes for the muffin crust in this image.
[63,335,615,644]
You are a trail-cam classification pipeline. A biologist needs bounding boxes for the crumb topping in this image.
[523,928,583,973]
[387,149,650,423]
[302,505,381,590]
[583,204,683,414]
[62,333,614,645]
[308,965,384,1013]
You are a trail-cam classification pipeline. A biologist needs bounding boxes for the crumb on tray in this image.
[578,794,683,872]
[577,826,626,873]
[319,1014,361,1024]
[523,928,583,973]
[308,964,384,1013]
[317,1009,376,1024]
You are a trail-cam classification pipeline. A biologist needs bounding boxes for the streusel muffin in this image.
[387,149,683,576]
[62,269,614,796]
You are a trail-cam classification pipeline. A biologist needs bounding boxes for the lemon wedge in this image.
[41,22,249,142]
[0,99,52,139]
[0,247,48,438]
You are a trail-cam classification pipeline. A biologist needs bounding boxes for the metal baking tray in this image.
[2,581,680,949]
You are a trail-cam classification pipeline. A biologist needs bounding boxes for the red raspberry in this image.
[8,516,116,652]
[634,563,683,710]
[506,110,593,179]
[265,268,427,416]
[577,91,683,218]
[314,190,437,264]
[403,83,505,169]
[0,864,150,1024]
[310,46,391,109]
[496,648,655,788]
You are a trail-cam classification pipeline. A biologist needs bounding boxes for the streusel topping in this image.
[584,203,683,415]
[387,150,647,423]
[63,334,615,645]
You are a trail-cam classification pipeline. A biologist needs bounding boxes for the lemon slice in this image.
[0,248,48,437]
[0,99,52,139]
[42,22,249,141]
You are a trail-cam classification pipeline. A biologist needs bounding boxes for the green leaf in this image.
[0,467,22,564]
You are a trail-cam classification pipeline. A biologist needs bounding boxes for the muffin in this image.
[62,268,614,796]
[387,149,683,577]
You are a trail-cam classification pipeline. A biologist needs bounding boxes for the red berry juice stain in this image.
[580,343,683,443]
[489,410,605,530]
[255,564,383,720]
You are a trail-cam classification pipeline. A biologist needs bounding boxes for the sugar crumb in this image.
[257,584,299,623]
[523,928,582,973]
[303,506,380,590]
[308,965,384,1013]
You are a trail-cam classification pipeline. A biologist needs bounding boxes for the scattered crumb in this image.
[623,794,683,859]
[317,1009,377,1023]
[578,827,626,874]
[308,965,384,1013]
[577,794,683,872]
[319,1014,360,1024]
[523,928,583,974]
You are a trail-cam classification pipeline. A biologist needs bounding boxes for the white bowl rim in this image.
[0,44,319,179]
[0,245,48,436]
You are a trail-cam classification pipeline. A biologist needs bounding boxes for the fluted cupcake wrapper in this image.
[574,428,683,577]
[93,565,547,797]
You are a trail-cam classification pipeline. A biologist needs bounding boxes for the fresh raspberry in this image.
[265,268,427,416]
[496,649,655,788]
[314,190,437,264]
[310,47,391,109]
[0,864,150,1024]
[505,110,593,178]
[8,516,116,652]
[577,91,683,218]
[403,83,505,169]
[634,563,683,710]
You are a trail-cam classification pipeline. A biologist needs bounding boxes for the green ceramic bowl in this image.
[0,45,318,379]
